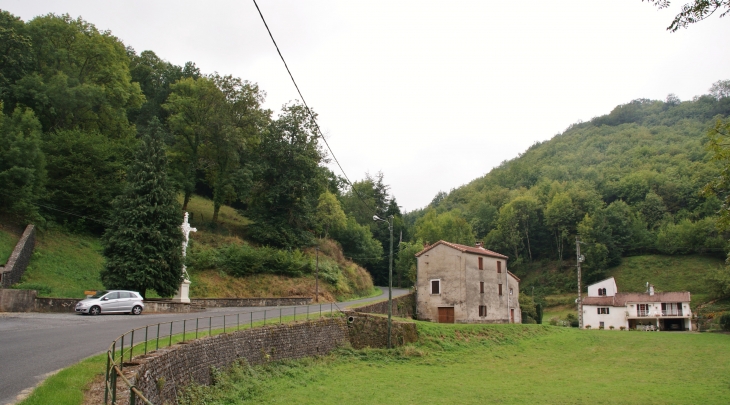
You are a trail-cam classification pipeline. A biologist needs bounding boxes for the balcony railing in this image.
[637,310,650,317]
[662,309,683,316]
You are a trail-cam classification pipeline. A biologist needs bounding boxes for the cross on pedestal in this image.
[173,212,197,303]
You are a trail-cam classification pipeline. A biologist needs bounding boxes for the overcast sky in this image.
[2,1,729,212]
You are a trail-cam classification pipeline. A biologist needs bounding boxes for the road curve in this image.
[0,287,409,405]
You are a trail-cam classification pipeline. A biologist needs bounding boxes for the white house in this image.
[582,277,692,331]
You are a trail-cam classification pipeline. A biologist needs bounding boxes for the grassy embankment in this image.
[5,195,377,300]
[178,323,730,405]
[541,254,728,322]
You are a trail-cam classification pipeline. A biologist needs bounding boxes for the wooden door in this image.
[438,307,455,323]
[510,308,515,323]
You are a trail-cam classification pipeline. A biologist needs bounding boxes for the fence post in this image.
[237,313,240,331]
[250,312,253,329]
[280,308,282,324]
[130,388,136,405]
[129,330,135,362]
[307,305,309,320]
[209,316,212,336]
[120,335,125,371]
[104,352,111,404]
[183,320,186,342]
[224,314,226,333]
[111,366,117,404]
[264,310,266,326]
[144,326,148,355]
[196,318,199,339]
[294,306,296,321]
[169,322,173,347]
[156,324,160,351]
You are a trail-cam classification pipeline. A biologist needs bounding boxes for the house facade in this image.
[582,277,692,331]
[415,240,520,324]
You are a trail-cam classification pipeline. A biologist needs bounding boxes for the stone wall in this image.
[0,225,35,288]
[344,311,418,349]
[0,289,80,313]
[190,297,311,308]
[133,317,349,405]
[352,292,415,318]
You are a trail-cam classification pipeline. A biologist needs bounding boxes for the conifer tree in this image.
[101,119,183,299]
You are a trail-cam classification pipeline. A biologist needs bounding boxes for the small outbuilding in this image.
[415,240,520,324]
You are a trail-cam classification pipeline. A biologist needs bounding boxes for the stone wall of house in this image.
[352,293,415,318]
[0,225,35,288]
[133,317,349,405]
[344,311,418,349]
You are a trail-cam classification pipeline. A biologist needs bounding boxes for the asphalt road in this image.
[0,287,409,405]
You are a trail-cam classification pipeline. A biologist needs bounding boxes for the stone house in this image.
[415,240,520,323]
[582,277,692,331]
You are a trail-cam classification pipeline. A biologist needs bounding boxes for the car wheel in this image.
[131,305,143,315]
[89,306,101,316]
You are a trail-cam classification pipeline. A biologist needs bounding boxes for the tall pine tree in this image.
[101,119,183,299]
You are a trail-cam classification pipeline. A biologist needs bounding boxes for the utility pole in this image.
[315,247,319,303]
[373,214,394,349]
[576,235,583,329]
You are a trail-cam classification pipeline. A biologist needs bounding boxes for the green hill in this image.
[6,195,376,300]
[409,87,730,296]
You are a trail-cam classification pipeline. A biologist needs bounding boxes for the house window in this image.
[497,261,502,273]
[597,307,610,314]
[480,282,484,294]
[662,303,682,316]
[637,304,650,316]
[498,284,503,296]
[509,288,513,295]
[478,257,483,270]
[598,288,606,296]
[431,279,440,295]
[479,305,487,317]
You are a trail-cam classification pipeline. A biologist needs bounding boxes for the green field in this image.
[180,323,730,405]
[0,228,19,264]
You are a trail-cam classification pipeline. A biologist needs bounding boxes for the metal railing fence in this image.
[104,302,343,405]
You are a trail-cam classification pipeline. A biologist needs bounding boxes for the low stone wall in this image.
[0,225,35,288]
[344,311,418,349]
[143,299,201,313]
[0,288,35,312]
[134,317,349,405]
[352,292,415,318]
[190,297,311,308]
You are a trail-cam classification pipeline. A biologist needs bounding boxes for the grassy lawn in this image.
[181,324,730,405]
[14,230,105,297]
[611,254,723,294]
[0,228,19,263]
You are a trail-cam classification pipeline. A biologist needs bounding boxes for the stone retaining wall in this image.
[0,225,35,288]
[344,311,418,349]
[134,317,349,405]
[0,289,79,313]
[352,292,415,318]
[190,297,311,307]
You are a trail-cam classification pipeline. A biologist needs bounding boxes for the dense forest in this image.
[405,84,730,294]
[0,11,403,288]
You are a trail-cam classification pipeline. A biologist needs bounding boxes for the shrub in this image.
[720,313,730,331]
[599,325,605,330]
[609,325,615,330]
[620,326,626,331]
[549,317,560,326]
[585,325,592,329]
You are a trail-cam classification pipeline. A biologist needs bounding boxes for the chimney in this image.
[475,241,483,249]
[649,284,654,296]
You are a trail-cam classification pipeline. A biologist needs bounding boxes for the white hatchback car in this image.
[75,290,144,315]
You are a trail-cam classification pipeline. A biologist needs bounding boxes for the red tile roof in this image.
[415,240,508,259]
[583,291,691,306]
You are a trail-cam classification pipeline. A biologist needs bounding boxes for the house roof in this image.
[588,276,616,288]
[583,291,691,306]
[415,240,509,259]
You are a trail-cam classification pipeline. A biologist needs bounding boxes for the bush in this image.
[585,325,592,329]
[720,313,730,331]
[620,326,626,330]
[549,317,560,326]
[609,325,615,330]
[599,325,605,330]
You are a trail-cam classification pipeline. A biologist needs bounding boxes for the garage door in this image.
[438,307,455,323]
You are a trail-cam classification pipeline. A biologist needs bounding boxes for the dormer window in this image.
[598,288,607,296]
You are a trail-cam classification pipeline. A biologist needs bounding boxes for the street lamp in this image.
[373,214,394,349]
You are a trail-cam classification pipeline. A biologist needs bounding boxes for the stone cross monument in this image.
[173,212,197,303]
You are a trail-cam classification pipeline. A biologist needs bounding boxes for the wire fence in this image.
[104,302,344,405]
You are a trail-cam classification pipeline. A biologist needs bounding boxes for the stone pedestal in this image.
[172,279,191,303]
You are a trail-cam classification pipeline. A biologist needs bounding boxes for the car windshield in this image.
[91,290,108,298]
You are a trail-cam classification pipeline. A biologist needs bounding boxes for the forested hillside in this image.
[405,86,730,294]
[0,11,401,296]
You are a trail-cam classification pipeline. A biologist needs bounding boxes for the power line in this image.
[0,190,112,226]
[251,0,378,215]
